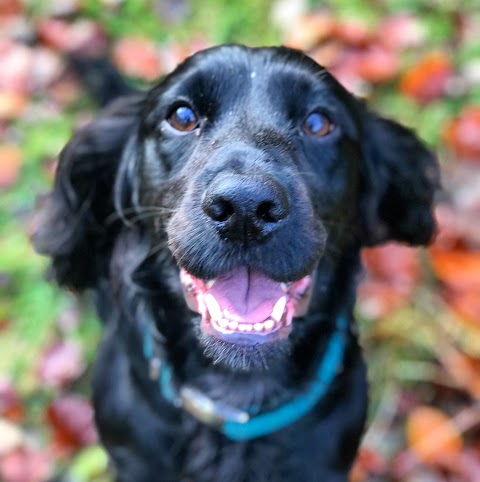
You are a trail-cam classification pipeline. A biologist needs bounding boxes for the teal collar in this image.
[143,314,348,441]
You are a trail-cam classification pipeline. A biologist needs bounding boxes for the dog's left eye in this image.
[303,112,333,137]
[167,105,199,132]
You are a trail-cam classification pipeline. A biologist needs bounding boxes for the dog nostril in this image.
[256,201,277,223]
[205,197,235,222]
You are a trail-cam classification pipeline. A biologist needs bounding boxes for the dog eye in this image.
[168,105,199,132]
[303,112,333,137]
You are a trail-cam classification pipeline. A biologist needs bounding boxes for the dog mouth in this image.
[180,267,313,345]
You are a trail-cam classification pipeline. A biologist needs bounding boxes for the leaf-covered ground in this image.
[1,1,479,481]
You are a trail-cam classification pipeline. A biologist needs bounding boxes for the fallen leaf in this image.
[0,448,52,482]
[47,395,97,452]
[429,246,480,291]
[0,91,26,120]
[440,347,480,398]
[354,45,400,83]
[284,12,336,50]
[378,14,426,50]
[38,340,85,388]
[0,0,22,17]
[0,40,32,93]
[442,106,480,162]
[333,18,372,47]
[36,18,107,55]
[112,37,163,81]
[362,243,421,285]
[400,52,453,103]
[406,406,463,465]
[0,144,22,188]
[0,379,23,421]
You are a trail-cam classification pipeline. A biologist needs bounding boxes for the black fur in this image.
[33,45,439,481]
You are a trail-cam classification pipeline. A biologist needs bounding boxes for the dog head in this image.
[33,45,439,369]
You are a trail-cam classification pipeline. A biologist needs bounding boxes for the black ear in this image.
[32,95,144,290]
[359,111,440,246]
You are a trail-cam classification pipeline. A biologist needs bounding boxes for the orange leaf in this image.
[399,52,453,103]
[362,243,421,285]
[284,13,336,50]
[112,37,163,81]
[429,246,480,291]
[406,406,463,465]
[442,106,480,162]
[0,91,26,120]
[0,144,22,187]
[441,348,480,398]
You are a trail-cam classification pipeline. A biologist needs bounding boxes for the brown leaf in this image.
[47,395,98,452]
[0,145,22,188]
[399,52,453,103]
[112,37,163,81]
[443,106,480,163]
[38,340,85,388]
[406,406,463,466]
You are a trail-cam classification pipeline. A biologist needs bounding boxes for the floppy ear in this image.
[32,95,144,290]
[358,111,440,246]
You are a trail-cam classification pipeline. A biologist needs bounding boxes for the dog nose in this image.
[202,174,290,242]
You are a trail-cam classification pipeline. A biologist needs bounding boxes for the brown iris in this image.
[303,112,333,137]
[168,105,199,132]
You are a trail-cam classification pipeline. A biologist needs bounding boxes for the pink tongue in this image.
[208,268,283,324]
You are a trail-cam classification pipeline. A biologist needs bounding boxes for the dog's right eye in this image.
[167,105,199,132]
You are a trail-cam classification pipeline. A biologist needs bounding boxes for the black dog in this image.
[33,45,439,481]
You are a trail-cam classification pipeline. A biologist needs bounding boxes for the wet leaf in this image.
[38,341,85,389]
[47,395,98,452]
[400,52,453,103]
[406,406,463,465]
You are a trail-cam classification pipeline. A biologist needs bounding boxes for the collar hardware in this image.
[143,314,348,440]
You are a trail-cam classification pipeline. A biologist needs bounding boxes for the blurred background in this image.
[1,0,480,481]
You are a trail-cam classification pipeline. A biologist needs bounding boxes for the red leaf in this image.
[362,243,421,285]
[333,19,372,47]
[37,18,106,56]
[377,14,426,50]
[399,52,453,103]
[112,37,163,81]
[47,395,98,452]
[0,378,23,421]
[354,46,400,83]
[443,106,480,162]
[0,448,52,482]
[38,340,85,388]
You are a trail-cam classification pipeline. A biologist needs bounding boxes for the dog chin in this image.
[194,319,292,371]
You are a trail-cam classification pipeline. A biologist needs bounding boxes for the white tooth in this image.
[271,296,287,322]
[204,294,222,320]
[218,318,229,328]
[280,283,288,293]
[254,323,264,332]
[239,324,247,331]
[244,324,253,332]
[228,321,238,330]
[264,319,275,331]
[206,279,216,289]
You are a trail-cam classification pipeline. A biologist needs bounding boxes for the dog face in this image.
[33,45,439,369]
